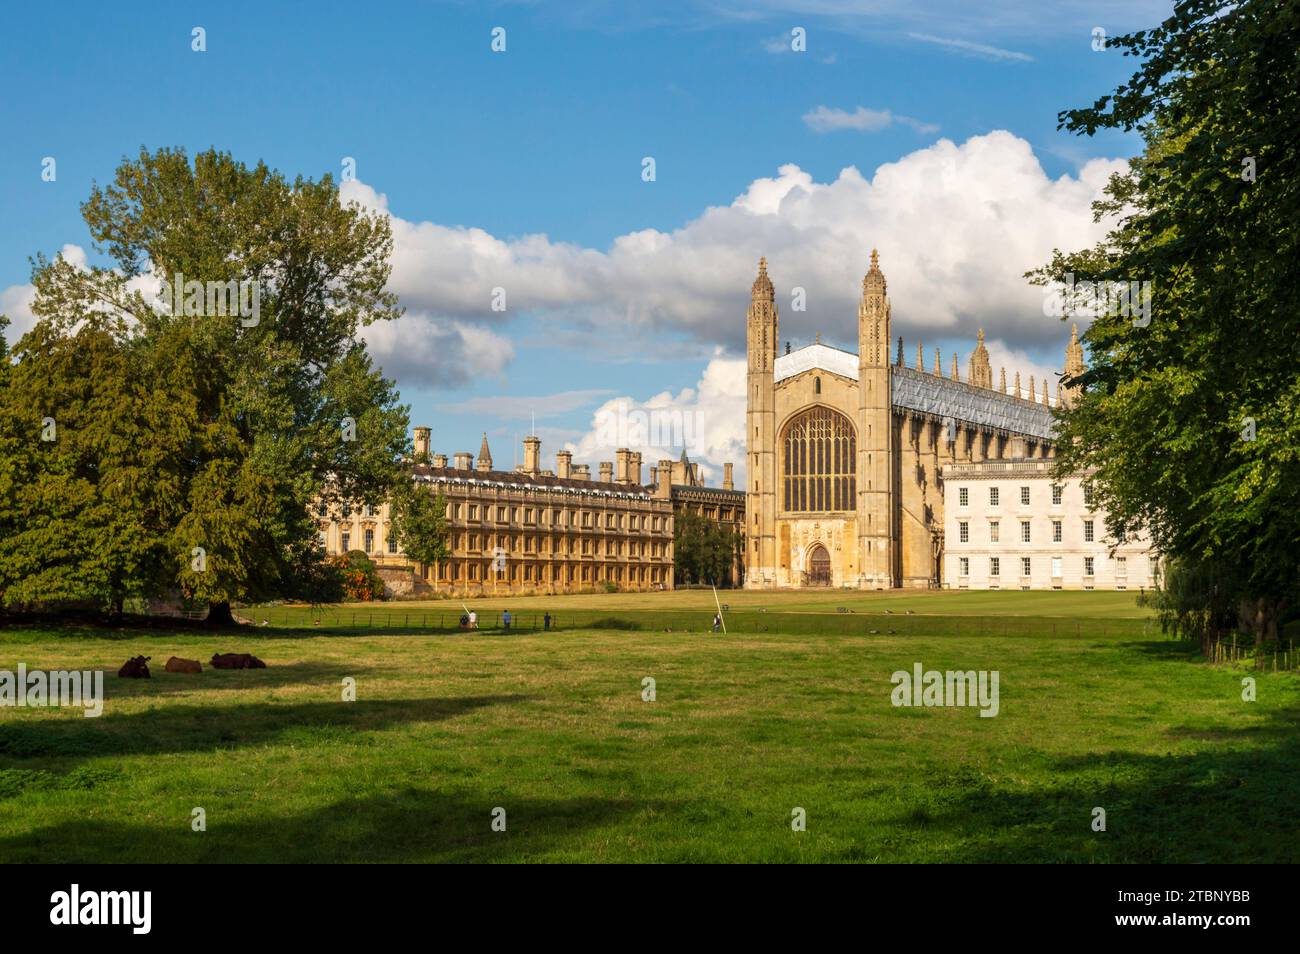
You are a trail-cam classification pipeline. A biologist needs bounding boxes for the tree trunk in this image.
[206,600,237,627]
[1239,596,1283,649]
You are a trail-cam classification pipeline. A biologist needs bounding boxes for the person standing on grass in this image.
[544,612,551,631]
[468,609,478,629]
[712,613,721,633]
[503,609,511,632]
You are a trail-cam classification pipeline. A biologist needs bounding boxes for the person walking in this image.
[543,612,552,631]
[502,609,511,632]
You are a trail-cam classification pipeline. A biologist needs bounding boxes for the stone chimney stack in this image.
[556,450,572,479]
[599,461,614,483]
[413,426,431,459]
[523,435,541,475]
[649,464,658,486]
[615,448,631,484]
[454,451,473,470]
[723,462,734,490]
[629,451,643,485]
[432,453,448,468]
[655,459,673,499]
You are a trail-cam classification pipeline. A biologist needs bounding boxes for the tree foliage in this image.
[0,148,410,619]
[1031,0,1300,644]
[673,509,739,587]
[389,481,451,569]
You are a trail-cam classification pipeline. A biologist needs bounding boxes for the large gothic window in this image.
[782,406,856,512]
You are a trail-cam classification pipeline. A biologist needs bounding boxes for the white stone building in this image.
[941,460,1157,590]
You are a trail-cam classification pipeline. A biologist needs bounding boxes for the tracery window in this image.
[782,406,856,512]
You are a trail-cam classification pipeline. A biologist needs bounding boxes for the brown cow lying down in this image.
[118,656,151,678]
[210,652,266,670]
[165,656,203,674]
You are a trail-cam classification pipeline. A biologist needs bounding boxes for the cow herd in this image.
[116,653,267,678]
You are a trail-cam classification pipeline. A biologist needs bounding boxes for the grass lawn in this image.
[1,590,1296,863]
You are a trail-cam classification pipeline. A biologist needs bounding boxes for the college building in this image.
[743,249,1156,589]
[318,431,742,596]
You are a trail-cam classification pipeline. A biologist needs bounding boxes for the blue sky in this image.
[0,0,1171,480]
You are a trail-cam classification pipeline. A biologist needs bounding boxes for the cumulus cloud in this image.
[6,133,1118,394]
[802,105,939,135]
[564,353,747,485]
[335,131,1121,372]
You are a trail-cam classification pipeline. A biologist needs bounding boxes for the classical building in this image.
[941,461,1156,590]
[744,250,1142,589]
[318,432,742,596]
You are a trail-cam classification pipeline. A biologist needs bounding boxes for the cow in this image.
[210,652,267,670]
[164,656,203,674]
[117,656,152,678]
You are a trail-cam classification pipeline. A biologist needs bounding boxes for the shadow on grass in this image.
[0,694,533,764]
[0,786,658,862]
[895,703,1300,863]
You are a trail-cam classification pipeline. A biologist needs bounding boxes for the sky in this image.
[0,0,1174,484]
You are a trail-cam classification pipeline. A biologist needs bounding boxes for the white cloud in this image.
[337,131,1121,370]
[803,105,939,135]
[906,32,1035,62]
[564,353,748,485]
[6,134,1118,397]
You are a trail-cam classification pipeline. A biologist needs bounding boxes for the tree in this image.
[1030,0,1300,646]
[389,481,451,571]
[2,147,410,621]
[673,509,738,587]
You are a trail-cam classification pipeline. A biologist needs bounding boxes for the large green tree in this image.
[1031,0,1300,645]
[673,509,739,587]
[389,481,451,571]
[1,148,410,621]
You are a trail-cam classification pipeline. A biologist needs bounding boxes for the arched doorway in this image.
[808,544,831,586]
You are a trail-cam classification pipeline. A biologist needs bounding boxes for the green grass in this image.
[1,590,1296,863]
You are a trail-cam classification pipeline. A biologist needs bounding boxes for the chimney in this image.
[649,465,658,486]
[723,462,734,490]
[599,461,613,483]
[655,459,673,499]
[523,435,541,475]
[454,451,473,470]
[413,426,431,459]
[572,463,591,480]
[615,448,631,484]
[630,451,642,485]
[432,453,448,468]
[556,450,572,479]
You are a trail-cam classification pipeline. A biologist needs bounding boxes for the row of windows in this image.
[957,484,1093,508]
[958,555,1132,577]
[957,519,1097,544]
[423,562,669,585]
[321,502,669,533]
[324,528,668,560]
[453,504,666,531]
[454,533,665,558]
